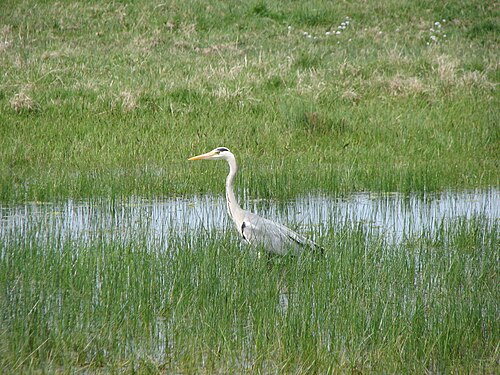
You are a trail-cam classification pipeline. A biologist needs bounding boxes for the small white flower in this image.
[430,35,437,41]
[325,31,332,36]
[288,25,292,30]
[430,28,435,32]
[345,21,350,25]
[443,34,447,38]
[345,16,350,19]
[348,38,352,42]
[434,21,440,26]
[442,19,446,22]
[307,34,312,38]
[336,30,341,35]
[338,25,342,29]
[341,22,346,26]
[426,42,430,45]
[341,25,346,29]
[303,31,308,36]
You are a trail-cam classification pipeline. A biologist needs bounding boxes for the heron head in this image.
[188,147,232,161]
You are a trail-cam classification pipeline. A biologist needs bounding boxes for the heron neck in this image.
[225,156,243,218]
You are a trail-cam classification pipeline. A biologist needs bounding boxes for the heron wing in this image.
[241,211,321,255]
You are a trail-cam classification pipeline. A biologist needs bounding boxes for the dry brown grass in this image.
[117,90,139,112]
[0,25,12,52]
[434,54,459,84]
[9,87,37,112]
[387,75,427,97]
[460,71,496,90]
[341,88,360,103]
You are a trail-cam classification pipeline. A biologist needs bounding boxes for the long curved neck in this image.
[225,154,243,220]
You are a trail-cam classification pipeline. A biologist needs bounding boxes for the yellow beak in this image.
[188,151,216,161]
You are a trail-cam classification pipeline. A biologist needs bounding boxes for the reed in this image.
[1,206,497,372]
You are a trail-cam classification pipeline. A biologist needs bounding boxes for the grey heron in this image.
[188,147,323,255]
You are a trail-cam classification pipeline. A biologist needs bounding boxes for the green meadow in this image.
[0,0,499,373]
[0,0,498,200]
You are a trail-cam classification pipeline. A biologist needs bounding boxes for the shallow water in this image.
[1,189,498,249]
[1,189,498,366]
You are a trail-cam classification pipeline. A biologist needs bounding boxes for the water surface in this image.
[1,189,498,249]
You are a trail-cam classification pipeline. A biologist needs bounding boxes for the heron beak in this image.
[188,151,216,161]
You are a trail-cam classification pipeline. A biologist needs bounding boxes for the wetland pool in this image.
[1,189,498,371]
[1,189,498,249]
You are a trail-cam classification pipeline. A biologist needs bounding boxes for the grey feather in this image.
[241,211,322,256]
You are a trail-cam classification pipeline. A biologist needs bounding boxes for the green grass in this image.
[1,212,498,373]
[0,0,498,372]
[0,0,498,201]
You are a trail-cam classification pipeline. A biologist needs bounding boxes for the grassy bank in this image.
[0,0,498,201]
[1,212,498,373]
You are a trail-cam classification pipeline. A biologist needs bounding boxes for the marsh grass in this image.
[0,0,498,372]
[0,0,498,201]
[1,209,498,373]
